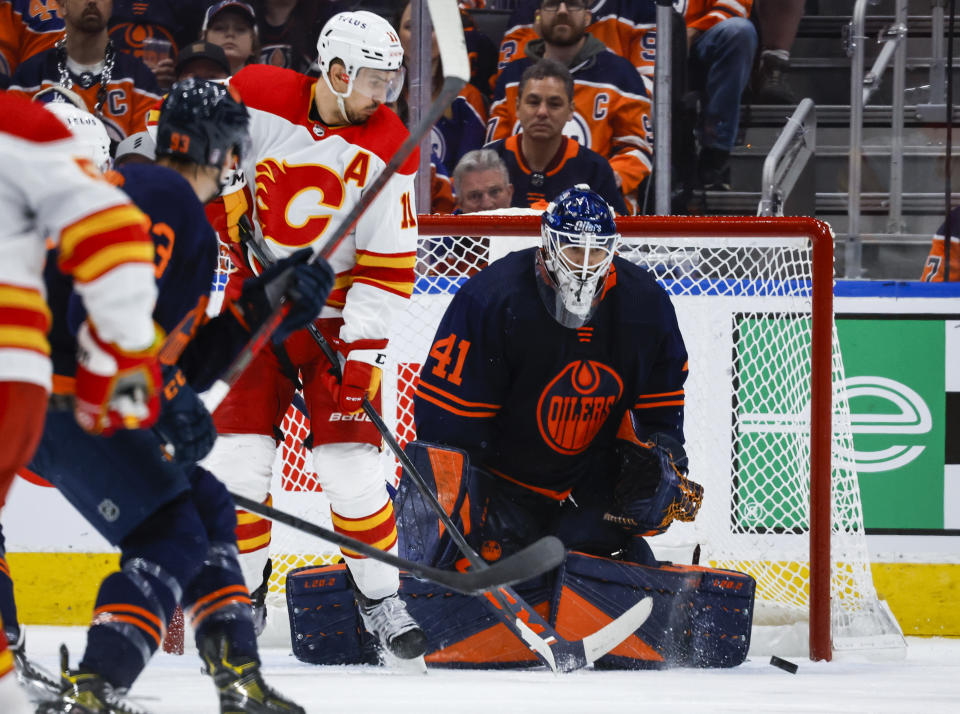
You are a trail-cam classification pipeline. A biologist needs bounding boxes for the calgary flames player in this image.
[0,90,160,714]
[202,10,427,661]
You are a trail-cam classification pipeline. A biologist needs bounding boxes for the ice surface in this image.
[20,627,960,714]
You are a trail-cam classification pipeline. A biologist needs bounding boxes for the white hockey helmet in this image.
[43,100,112,173]
[316,11,405,104]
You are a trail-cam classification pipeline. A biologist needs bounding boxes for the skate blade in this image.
[379,650,427,675]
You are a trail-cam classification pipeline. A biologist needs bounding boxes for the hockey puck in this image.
[769,655,798,674]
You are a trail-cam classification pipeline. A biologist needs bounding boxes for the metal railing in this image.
[847,0,908,277]
[758,98,817,217]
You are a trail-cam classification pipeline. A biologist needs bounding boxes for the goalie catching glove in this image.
[232,247,335,343]
[321,337,386,414]
[153,364,216,464]
[605,433,703,536]
[74,321,163,435]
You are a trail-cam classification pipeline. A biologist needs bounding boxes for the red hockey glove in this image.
[74,321,163,435]
[322,337,387,414]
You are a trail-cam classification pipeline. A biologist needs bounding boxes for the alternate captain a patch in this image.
[537,360,623,455]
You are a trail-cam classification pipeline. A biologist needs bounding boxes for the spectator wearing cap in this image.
[201,1,260,76]
[176,40,231,80]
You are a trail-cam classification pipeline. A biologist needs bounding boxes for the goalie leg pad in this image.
[285,563,551,668]
[551,552,755,669]
[286,563,378,665]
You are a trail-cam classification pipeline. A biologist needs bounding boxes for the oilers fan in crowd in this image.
[200,10,428,662]
[0,89,161,714]
[0,82,334,713]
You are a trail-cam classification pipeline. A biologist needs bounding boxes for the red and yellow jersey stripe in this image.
[0,283,52,356]
[57,203,153,284]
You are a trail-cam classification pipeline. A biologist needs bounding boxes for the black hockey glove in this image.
[236,247,335,343]
[604,434,703,536]
[153,364,216,465]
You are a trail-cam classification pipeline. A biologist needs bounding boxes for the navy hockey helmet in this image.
[155,78,250,168]
[535,184,621,328]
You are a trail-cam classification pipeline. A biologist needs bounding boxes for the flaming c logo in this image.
[255,159,345,248]
[536,361,623,455]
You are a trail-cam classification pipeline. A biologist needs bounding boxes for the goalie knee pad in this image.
[396,441,484,569]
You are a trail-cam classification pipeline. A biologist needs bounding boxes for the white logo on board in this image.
[740,376,932,473]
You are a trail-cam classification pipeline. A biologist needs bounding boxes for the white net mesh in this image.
[213,216,904,658]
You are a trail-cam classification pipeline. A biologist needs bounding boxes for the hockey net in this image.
[214,213,904,661]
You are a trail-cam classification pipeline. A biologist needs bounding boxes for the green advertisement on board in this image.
[733,316,948,533]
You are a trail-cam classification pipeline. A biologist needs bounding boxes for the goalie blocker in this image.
[287,442,755,668]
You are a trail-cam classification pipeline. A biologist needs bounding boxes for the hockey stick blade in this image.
[582,596,654,665]
[229,493,564,595]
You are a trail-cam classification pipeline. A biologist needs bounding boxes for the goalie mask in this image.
[317,11,406,114]
[155,77,250,173]
[43,101,112,173]
[536,185,621,328]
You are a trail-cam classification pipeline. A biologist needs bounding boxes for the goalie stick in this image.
[229,493,564,596]
[238,216,654,672]
[195,0,470,415]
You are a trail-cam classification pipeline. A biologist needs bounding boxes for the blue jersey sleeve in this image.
[627,289,688,445]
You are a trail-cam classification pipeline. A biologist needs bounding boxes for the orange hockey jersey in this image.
[0,0,63,85]
[494,0,657,93]
[8,46,161,142]
[487,35,652,212]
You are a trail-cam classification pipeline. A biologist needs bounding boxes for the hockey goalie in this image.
[287,187,756,669]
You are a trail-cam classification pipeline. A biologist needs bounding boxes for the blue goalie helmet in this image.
[535,184,621,328]
[155,78,250,169]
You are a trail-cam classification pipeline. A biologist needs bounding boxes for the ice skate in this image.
[355,587,428,661]
[5,627,60,703]
[250,559,272,637]
[37,645,151,714]
[199,631,304,714]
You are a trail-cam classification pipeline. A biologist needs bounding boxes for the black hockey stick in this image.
[229,493,564,596]
[198,0,469,414]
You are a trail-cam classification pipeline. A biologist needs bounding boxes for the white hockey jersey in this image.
[0,91,156,390]
[213,65,419,345]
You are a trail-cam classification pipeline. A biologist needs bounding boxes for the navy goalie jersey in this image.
[413,247,688,499]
